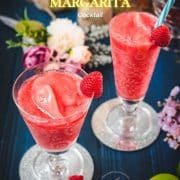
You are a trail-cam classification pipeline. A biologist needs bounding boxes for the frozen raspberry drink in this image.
[92,12,163,152]
[13,63,95,179]
[110,12,160,100]
[17,70,91,152]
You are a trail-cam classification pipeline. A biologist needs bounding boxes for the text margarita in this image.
[50,0,131,8]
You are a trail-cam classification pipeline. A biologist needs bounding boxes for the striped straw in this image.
[155,0,175,28]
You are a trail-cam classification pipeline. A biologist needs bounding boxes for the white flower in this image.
[47,33,73,53]
[47,18,85,53]
[69,46,92,64]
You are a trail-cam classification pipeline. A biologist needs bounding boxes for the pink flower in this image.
[158,86,180,150]
[170,86,180,97]
[23,46,51,69]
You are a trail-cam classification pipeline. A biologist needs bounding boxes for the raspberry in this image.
[80,71,103,98]
[151,25,171,47]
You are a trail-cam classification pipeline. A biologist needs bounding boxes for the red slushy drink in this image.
[110,12,160,100]
[17,70,91,152]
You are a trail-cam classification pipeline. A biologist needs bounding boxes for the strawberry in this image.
[80,71,103,98]
[151,25,171,47]
[68,175,84,180]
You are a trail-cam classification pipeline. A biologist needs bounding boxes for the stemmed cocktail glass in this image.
[13,62,94,179]
[92,12,161,151]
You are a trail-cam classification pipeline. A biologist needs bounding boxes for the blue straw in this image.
[155,0,175,28]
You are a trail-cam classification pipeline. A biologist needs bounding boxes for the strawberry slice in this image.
[80,71,103,98]
[32,77,63,119]
[151,25,171,47]
[68,175,84,180]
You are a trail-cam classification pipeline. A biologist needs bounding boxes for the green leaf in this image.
[6,40,33,49]
[15,20,45,35]
[24,8,29,20]
[67,48,73,55]
[150,173,178,180]
[14,19,48,45]
[8,12,48,49]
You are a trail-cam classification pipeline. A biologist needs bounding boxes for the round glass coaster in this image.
[19,143,94,180]
[92,98,160,151]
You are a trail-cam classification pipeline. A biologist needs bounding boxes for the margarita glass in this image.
[13,62,94,179]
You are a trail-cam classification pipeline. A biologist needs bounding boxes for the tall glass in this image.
[92,12,161,151]
[13,62,94,179]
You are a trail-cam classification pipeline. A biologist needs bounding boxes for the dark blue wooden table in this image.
[0,1,179,180]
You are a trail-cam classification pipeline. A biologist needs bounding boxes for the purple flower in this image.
[166,106,177,117]
[170,86,180,97]
[158,86,180,150]
[178,136,180,142]
[167,100,177,108]
[162,123,170,132]
[169,123,180,137]
[167,138,178,149]
[166,116,172,123]
[23,46,51,69]
[178,115,180,123]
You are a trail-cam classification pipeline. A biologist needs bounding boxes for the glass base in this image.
[19,143,94,180]
[92,98,160,151]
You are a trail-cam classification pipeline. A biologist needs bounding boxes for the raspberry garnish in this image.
[80,71,103,98]
[151,25,171,47]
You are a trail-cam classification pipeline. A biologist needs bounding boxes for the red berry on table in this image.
[80,71,103,98]
[151,25,171,47]
[68,175,84,180]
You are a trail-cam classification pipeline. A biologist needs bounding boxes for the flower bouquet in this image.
[5,11,92,69]
[1,10,111,69]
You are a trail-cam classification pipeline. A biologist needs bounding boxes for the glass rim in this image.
[12,62,93,124]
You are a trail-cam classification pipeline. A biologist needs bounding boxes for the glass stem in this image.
[121,99,140,116]
[47,151,68,179]
[120,99,141,136]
